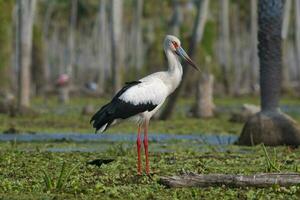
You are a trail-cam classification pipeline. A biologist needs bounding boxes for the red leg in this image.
[136,125,142,175]
[143,120,150,175]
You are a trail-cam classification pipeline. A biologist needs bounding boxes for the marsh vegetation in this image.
[0,97,300,199]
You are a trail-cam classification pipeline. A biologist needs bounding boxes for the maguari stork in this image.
[91,35,199,175]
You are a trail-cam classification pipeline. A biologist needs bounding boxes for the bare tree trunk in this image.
[31,25,45,96]
[159,0,209,120]
[231,3,242,96]
[67,0,77,79]
[132,0,144,71]
[238,0,300,146]
[42,0,55,94]
[57,0,77,104]
[194,72,215,118]
[0,1,13,93]
[219,0,231,95]
[96,0,107,94]
[295,0,300,81]
[287,41,298,82]
[110,0,124,94]
[169,0,181,37]
[281,0,292,91]
[249,0,259,94]
[282,0,291,39]
[17,0,36,109]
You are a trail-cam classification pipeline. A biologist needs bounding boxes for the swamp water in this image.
[0,133,238,153]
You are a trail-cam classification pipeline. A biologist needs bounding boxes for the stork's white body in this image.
[117,47,183,125]
[91,35,198,175]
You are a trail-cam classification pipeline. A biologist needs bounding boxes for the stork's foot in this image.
[135,172,153,176]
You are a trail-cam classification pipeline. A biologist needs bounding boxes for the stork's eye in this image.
[172,41,179,49]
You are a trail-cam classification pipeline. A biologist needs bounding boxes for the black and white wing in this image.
[91,77,168,132]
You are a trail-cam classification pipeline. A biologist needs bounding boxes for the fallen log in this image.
[159,173,300,188]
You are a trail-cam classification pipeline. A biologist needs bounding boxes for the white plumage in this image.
[91,35,199,175]
[119,75,169,107]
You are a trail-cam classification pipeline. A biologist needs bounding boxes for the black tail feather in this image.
[90,103,114,133]
[90,81,157,133]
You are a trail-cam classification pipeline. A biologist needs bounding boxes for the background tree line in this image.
[0,0,299,116]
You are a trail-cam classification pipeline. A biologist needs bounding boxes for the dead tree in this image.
[249,0,259,94]
[194,72,215,118]
[218,0,231,95]
[295,0,300,82]
[132,0,144,72]
[17,0,37,109]
[41,0,55,95]
[160,0,209,120]
[231,3,243,95]
[281,0,292,91]
[169,0,182,37]
[237,0,300,146]
[110,0,124,94]
[96,0,108,95]
[31,25,46,96]
[57,0,77,104]
[67,0,77,79]
[0,1,13,93]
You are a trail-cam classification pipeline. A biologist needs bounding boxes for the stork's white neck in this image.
[165,48,183,93]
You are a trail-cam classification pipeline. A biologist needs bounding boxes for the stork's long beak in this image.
[175,47,200,71]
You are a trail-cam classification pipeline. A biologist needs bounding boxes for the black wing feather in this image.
[90,81,158,133]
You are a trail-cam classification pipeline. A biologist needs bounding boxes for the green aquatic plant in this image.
[41,161,80,192]
[1,145,300,199]
[261,143,280,172]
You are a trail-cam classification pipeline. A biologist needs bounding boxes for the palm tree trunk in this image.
[238,0,300,146]
[258,0,282,111]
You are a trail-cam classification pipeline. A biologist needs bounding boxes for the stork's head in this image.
[164,35,199,71]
